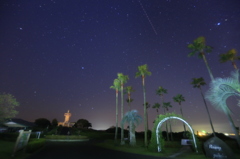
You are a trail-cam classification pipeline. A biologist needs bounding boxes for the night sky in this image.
[1,0,240,133]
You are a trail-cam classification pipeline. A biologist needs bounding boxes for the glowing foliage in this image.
[205,70,240,114]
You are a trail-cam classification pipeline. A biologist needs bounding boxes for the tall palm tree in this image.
[156,86,169,140]
[121,110,142,146]
[136,64,151,147]
[152,103,161,115]
[219,49,240,70]
[191,77,216,136]
[188,36,214,81]
[125,86,135,111]
[163,102,173,141]
[205,70,240,148]
[117,73,129,145]
[110,79,121,142]
[173,94,186,132]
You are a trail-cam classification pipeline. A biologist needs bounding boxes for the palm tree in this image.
[152,103,161,115]
[219,49,240,70]
[188,36,214,81]
[143,102,151,132]
[110,79,121,142]
[205,70,240,148]
[191,77,216,136]
[121,110,142,146]
[135,64,151,147]
[156,86,169,140]
[125,86,135,111]
[163,102,173,141]
[173,94,186,132]
[117,73,129,145]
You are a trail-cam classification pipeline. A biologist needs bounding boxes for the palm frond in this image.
[205,70,240,114]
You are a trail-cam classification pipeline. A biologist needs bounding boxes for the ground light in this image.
[156,116,198,153]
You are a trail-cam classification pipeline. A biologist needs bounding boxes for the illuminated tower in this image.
[64,110,71,122]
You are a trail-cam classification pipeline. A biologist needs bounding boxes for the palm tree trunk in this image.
[114,91,119,142]
[200,87,216,136]
[169,120,174,141]
[121,85,125,145]
[130,121,136,146]
[180,105,186,132]
[202,54,214,81]
[226,112,240,149]
[163,108,169,141]
[232,62,238,70]
[142,77,148,147]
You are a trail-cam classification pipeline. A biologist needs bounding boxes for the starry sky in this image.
[1,0,240,133]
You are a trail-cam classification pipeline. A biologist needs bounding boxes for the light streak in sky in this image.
[139,1,158,35]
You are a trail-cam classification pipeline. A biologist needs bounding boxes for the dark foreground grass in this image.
[44,135,88,139]
[0,139,46,159]
[95,139,208,159]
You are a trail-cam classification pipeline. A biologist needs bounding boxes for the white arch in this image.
[156,116,198,153]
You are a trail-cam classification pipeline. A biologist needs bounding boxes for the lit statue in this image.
[64,110,71,123]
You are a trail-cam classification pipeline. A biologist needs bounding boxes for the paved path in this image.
[27,140,169,159]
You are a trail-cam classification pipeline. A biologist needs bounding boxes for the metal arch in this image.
[156,116,198,153]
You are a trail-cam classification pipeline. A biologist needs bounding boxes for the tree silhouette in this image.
[191,77,216,137]
[135,64,151,147]
[110,78,121,142]
[117,73,129,145]
[173,94,186,132]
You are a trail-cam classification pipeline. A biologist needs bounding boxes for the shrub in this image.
[26,139,46,153]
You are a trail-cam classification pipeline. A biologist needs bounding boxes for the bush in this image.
[26,139,46,153]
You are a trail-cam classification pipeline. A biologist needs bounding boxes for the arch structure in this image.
[156,116,198,153]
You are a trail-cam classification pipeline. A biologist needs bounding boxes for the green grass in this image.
[0,138,46,159]
[0,140,28,159]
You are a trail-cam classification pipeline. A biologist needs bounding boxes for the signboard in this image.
[181,139,192,145]
[203,136,236,159]
[12,130,32,156]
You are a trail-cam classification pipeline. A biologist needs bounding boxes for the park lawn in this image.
[0,140,29,159]
[0,138,46,159]
[95,139,208,159]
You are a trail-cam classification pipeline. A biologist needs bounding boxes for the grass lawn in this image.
[0,140,30,159]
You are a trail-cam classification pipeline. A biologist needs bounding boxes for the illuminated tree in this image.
[135,64,151,147]
[219,49,240,70]
[117,73,129,145]
[121,110,142,146]
[191,77,216,136]
[110,78,121,142]
[188,36,214,81]
[173,94,186,132]
[125,86,135,111]
[152,103,161,115]
[205,70,240,148]
[0,93,19,122]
